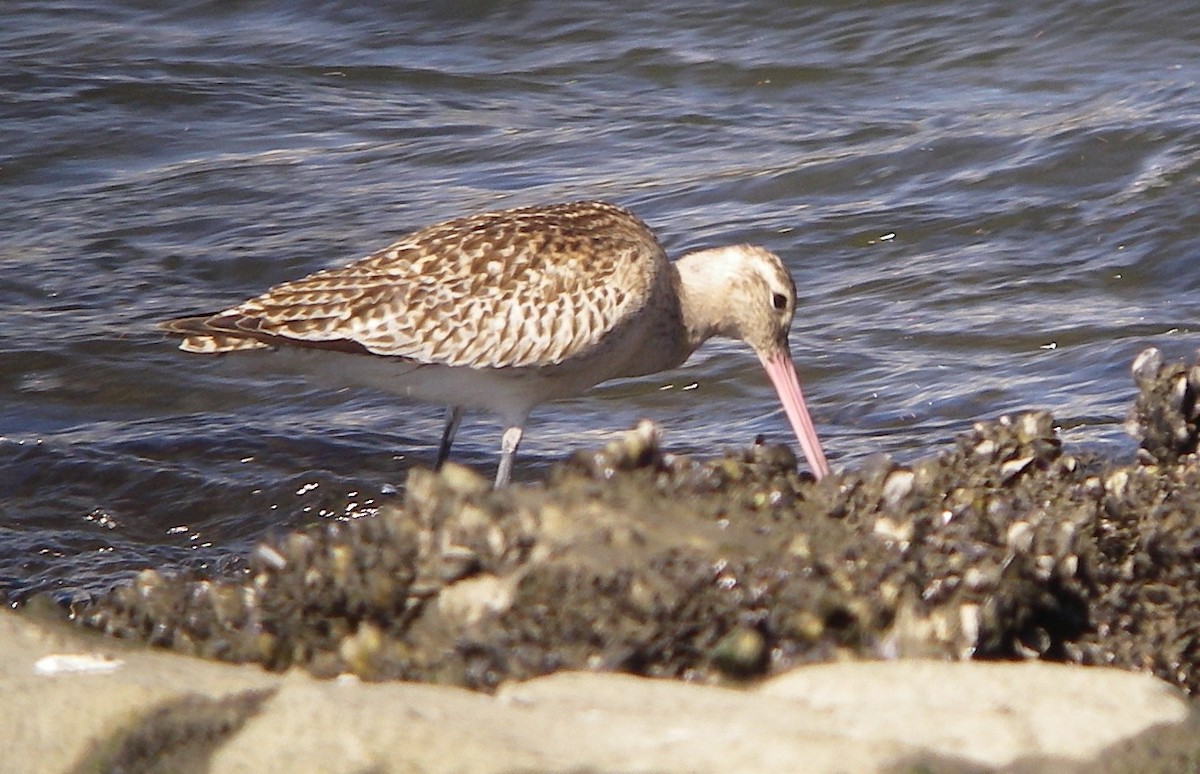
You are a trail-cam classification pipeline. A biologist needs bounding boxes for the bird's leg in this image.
[494,424,524,488]
[435,406,464,469]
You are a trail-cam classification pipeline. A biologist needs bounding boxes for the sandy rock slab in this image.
[1,609,1195,774]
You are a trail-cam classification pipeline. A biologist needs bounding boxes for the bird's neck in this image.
[673,249,735,352]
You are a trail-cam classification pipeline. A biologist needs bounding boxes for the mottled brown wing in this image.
[161,201,668,368]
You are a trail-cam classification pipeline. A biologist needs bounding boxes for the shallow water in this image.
[2,0,1199,601]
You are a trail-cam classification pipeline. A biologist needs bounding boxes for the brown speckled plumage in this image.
[163,202,664,368]
[161,200,831,486]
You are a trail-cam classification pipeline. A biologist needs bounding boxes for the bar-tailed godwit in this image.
[161,201,831,486]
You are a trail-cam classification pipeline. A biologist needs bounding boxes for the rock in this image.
[1125,346,1200,464]
[15,349,1200,770]
[0,609,1193,774]
[61,365,1200,697]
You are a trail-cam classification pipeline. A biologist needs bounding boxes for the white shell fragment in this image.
[33,653,124,676]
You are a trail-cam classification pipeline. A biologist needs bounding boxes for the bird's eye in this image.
[771,292,788,311]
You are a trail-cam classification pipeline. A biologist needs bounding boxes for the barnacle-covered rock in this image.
[64,350,1200,698]
[1125,346,1200,464]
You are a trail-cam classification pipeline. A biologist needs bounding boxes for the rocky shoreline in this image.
[3,609,1195,773]
[65,347,1200,696]
[7,347,1200,771]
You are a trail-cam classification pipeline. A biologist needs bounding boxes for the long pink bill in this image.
[757,349,831,480]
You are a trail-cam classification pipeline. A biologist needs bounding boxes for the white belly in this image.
[227,346,631,425]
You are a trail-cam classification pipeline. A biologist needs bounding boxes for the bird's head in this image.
[676,244,830,479]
